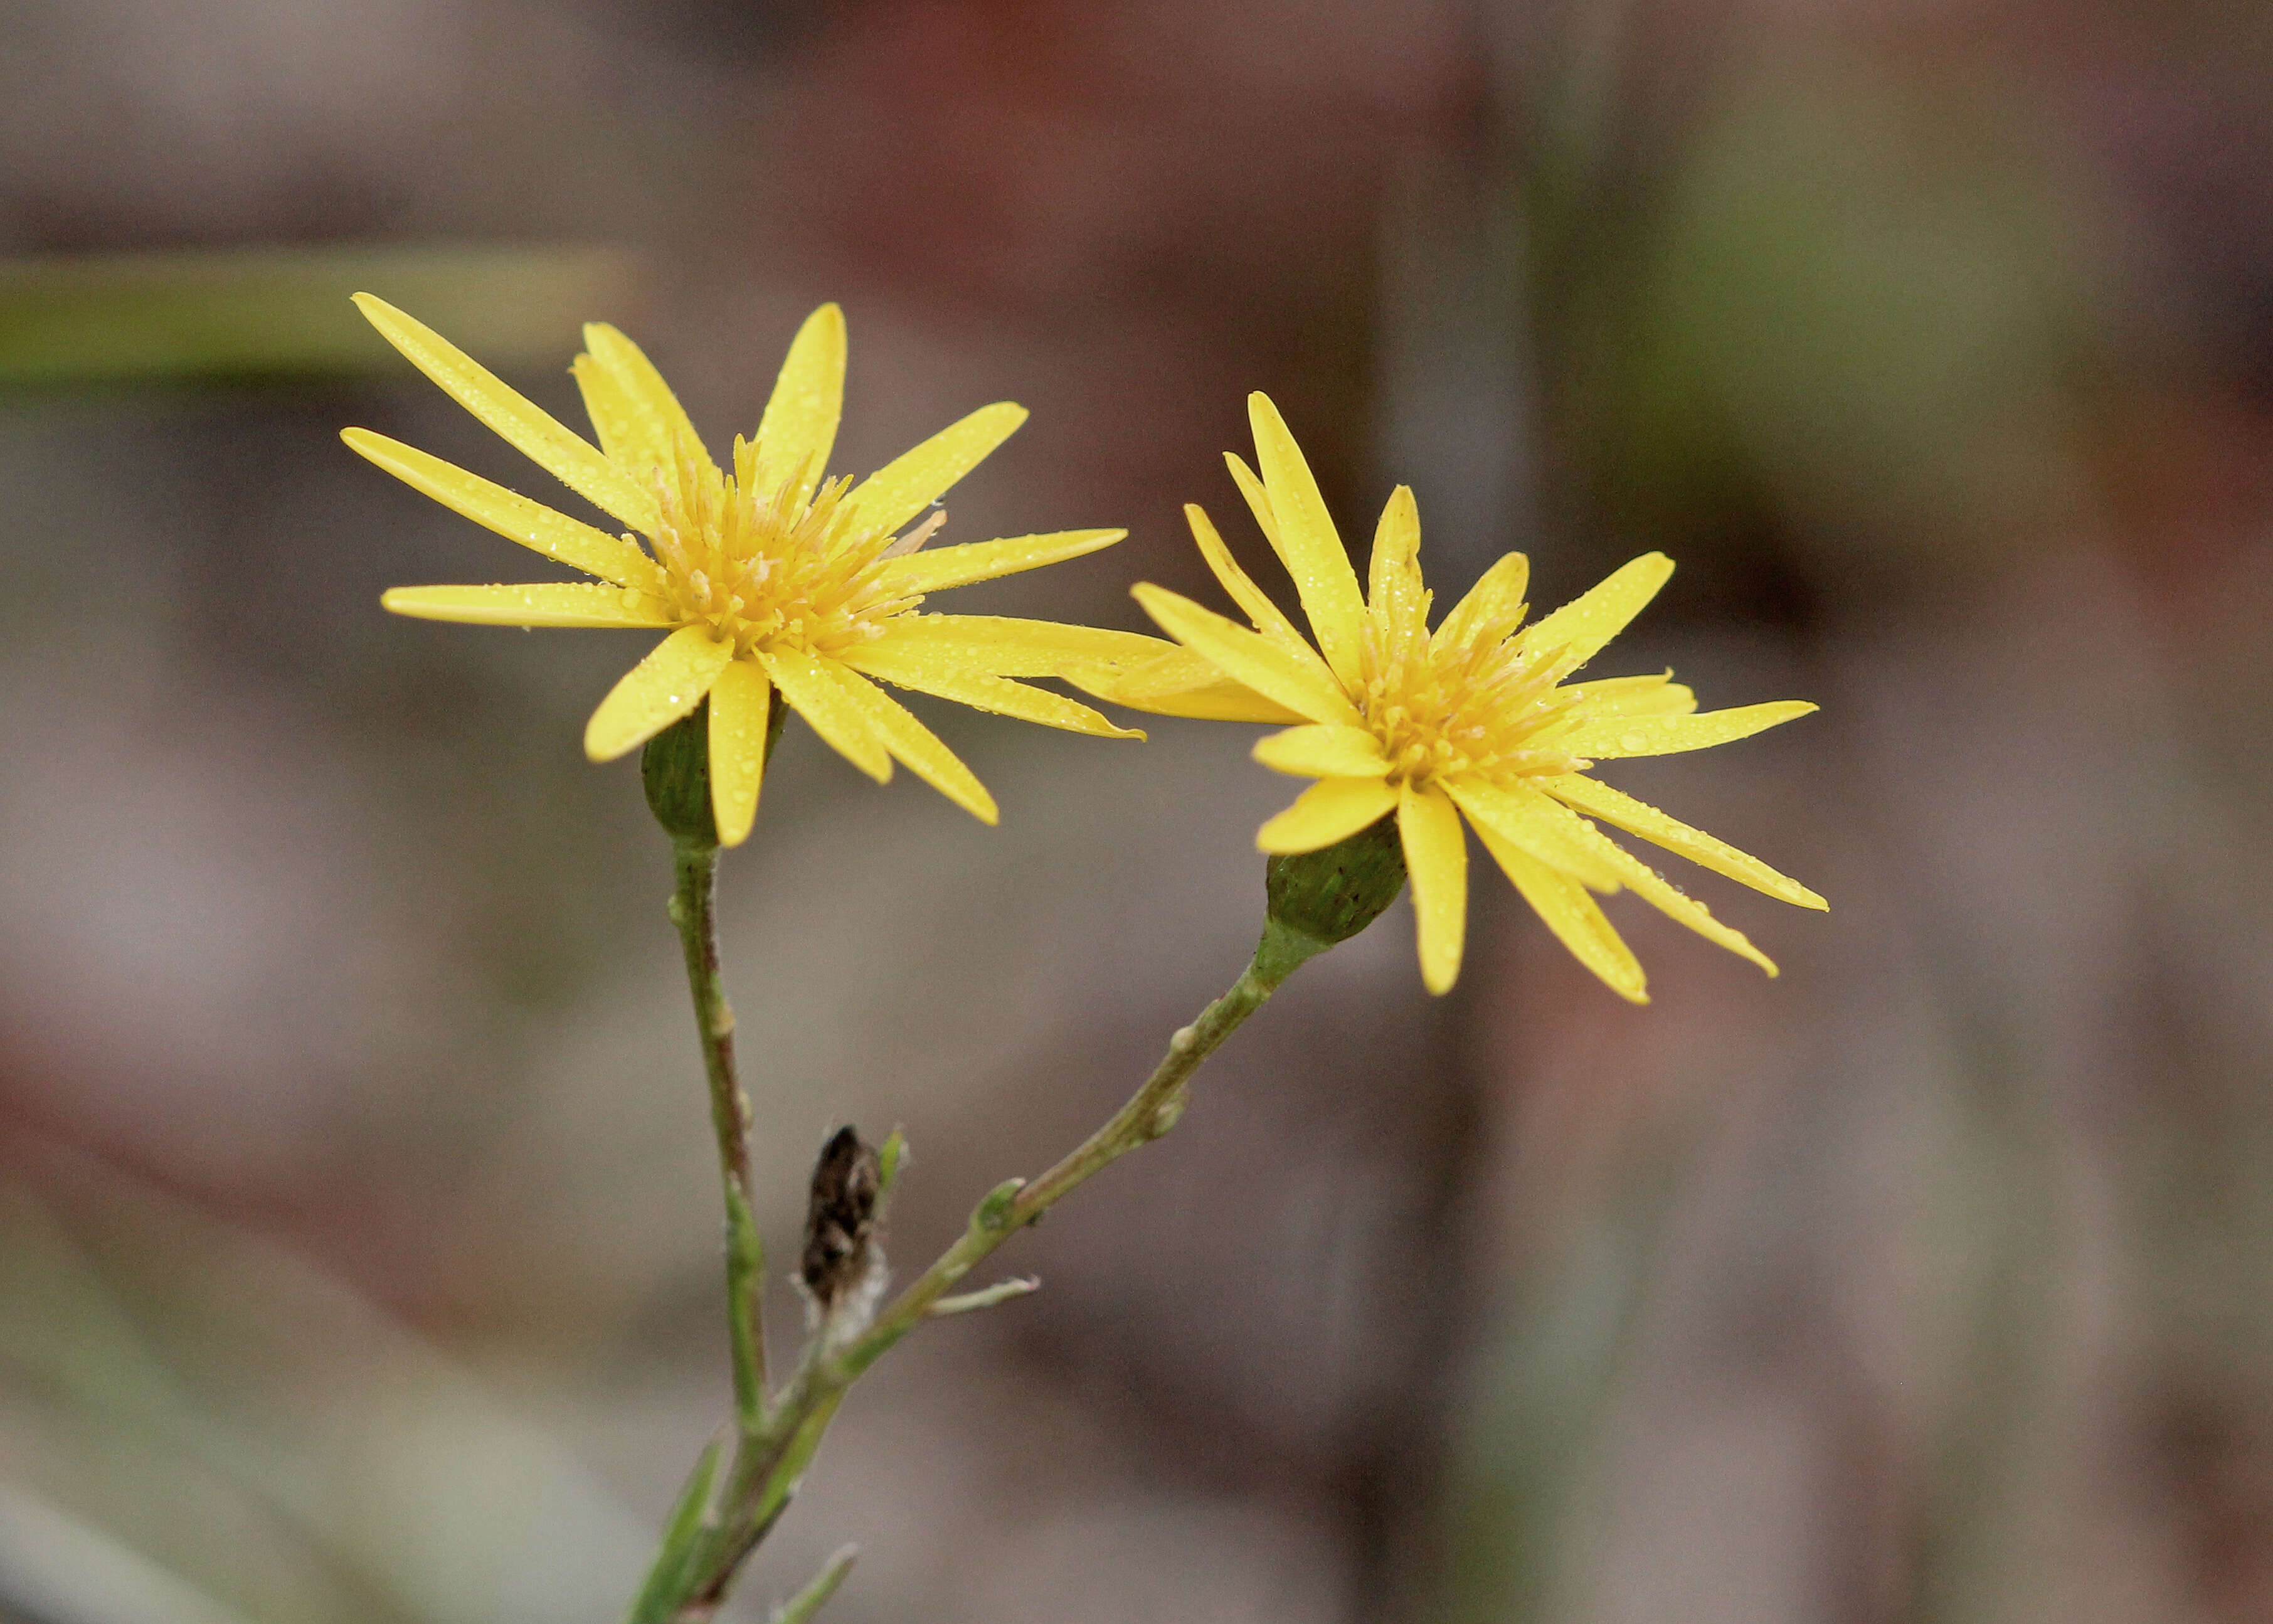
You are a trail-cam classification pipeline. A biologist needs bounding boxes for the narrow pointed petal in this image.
[1247,394,1368,685]
[1399,782,1468,995]
[1540,774,1826,908]
[1224,452,1292,571]
[383,583,676,627]
[1186,504,1314,655]
[843,643,1142,738]
[844,403,1027,539]
[1561,672,1697,718]
[830,667,999,823]
[351,294,658,532]
[1498,785,1781,974]
[1473,826,1649,1003]
[570,353,640,465]
[578,322,716,480]
[758,647,893,781]
[585,627,736,762]
[1253,724,1391,779]
[1433,551,1530,654]
[1554,701,1816,759]
[864,615,1172,679]
[876,529,1123,595]
[1515,553,1674,677]
[755,304,847,509]
[344,429,661,588]
[1132,583,1362,728]
[1368,485,1423,621]
[1063,650,1307,723]
[1127,681,1305,723]
[1255,777,1399,854]
[1587,836,1779,975]
[1444,779,1624,892]
[707,659,771,847]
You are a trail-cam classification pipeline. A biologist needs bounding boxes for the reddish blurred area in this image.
[3,2,2272,1622]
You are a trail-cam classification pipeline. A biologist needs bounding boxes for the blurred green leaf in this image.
[0,244,638,386]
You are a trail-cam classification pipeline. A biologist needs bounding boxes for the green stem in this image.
[642,955,1289,1623]
[837,960,1276,1381]
[667,840,768,1429]
[770,1545,858,1624]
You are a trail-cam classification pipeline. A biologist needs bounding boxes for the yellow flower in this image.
[1074,394,1827,1001]
[347,295,1156,844]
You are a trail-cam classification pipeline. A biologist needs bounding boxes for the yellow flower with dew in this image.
[1074,394,1827,1001]
[347,295,1157,844]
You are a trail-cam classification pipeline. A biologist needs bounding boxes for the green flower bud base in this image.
[1253,814,1407,986]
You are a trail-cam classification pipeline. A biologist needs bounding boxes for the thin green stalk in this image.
[838,960,1276,1381]
[667,840,767,1428]
[642,958,1286,1623]
[770,1546,858,1624]
[631,815,1406,1624]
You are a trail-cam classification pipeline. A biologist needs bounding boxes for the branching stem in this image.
[631,950,1289,1623]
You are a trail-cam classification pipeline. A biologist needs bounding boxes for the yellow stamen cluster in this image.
[1357,605,1582,788]
[644,433,923,661]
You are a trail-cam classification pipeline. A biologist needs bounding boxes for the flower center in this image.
[636,433,930,659]
[1357,611,1581,787]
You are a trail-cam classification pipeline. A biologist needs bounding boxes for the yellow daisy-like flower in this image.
[347,295,1155,844]
[1076,394,1828,1001]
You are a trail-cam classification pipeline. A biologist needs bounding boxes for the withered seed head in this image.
[800,1125,882,1310]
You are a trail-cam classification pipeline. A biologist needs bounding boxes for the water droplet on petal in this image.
[1619,731,1648,751]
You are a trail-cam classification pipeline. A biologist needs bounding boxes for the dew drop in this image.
[1619,731,1648,751]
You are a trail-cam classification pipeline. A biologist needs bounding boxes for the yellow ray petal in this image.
[1539,773,1826,908]
[1064,652,1308,723]
[1255,776,1399,854]
[383,583,676,627]
[351,294,659,533]
[1253,724,1391,779]
[1516,553,1674,677]
[1433,551,1530,654]
[1443,779,1624,893]
[844,402,1027,539]
[343,429,661,588]
[569,352,643,467]
[866,615,1171,679]
[707,659,771,847]
[1224,452,1290,571]
[1399,781,1468,995]
[1247,394,1367,685]
[1368,486,1425,634]
[758,645,893,782]
[1498,787,1780,974]
[1588,836,1778,975]
[755,304,847,510]
[830,666,999,823]
[576,322,716,480]
[584,626,736,762]
[1186,504,1316,658]
[1561,672,1697,718]
[842,643,1142,738]
[876,529,1124,595]
[1135,681,1306,722]
[1132,583,1362,728]
[1553,700,1816,759]
[1473,825,1648,1003]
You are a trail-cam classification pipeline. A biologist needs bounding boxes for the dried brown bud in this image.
[800,1125,882,1311]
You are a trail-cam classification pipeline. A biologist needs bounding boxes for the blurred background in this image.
[3,1,2270,1621]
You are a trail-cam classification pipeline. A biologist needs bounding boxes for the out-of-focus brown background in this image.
[4,1,2271,1620]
